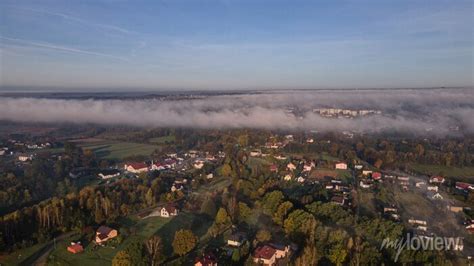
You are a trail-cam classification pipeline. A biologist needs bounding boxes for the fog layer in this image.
[0,89,473,135]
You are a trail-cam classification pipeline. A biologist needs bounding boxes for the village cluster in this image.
[1,130,473,265]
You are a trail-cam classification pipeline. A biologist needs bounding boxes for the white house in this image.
[297,176,305,183]
[250,150,262,157]
[429,176,445,184]
[160,205,179,218]
[124,163,149,173]
[98,170,121,179]
[362,170,373,176]
[0,150,6,156]
[427,186,438,192]
[206,173,214,179]
[303,162,315,172]
[227,232,247,247]
[193,160,205,169]
[335,162,347,170]
[283,174,292,181]
[274,155,287,160]
[287,162,297,171]
[415,181,426,188]
[360,180,372,189]
[18,154,33,162]
[151,163,166,171]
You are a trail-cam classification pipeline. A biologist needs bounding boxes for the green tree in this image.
[273,201,293,225]
[256,229,271,243]
[215,207,231,225]
[172,229,197,256]
[232,248,241,262]
[262,190,284,215]
[238,202,252,223]
[124,240,148,266]
[112,250,132,266]
[145,188,155,207]
[283,209,315,238]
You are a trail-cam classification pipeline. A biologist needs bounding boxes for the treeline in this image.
[284,135,474,169]
[0,173,166,252]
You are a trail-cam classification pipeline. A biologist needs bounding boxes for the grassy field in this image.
[47,216,172,266]
[409,163,474,178]
[149,135,176,144]
[45,211,212,266]
[320,152,340,162]
[356,191,378,217]
[76,139,159,160]
[0,242,49,265]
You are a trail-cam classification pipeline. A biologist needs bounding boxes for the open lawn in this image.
[320,152,340,162]
[0,242,48,265]
[149,135,176,144]
[47,216,172,266]
[409,164,474,178]
[311,168,353,182]
[45,211,212,266]
[75,139,159,160]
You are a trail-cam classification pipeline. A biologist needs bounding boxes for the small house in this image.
[283,174,292,181]
[269,164,278,173]
[287,162,297,171]
[95,226,118,245]
[227,232,247,247]
[331,196,345,206]
[195,252,218,266]
[253,243,290,266]
[160,205,179,218]
[193,160,205,169]
[98,169,121,179]
[429,176,445,184]
[124,162,149,173]
[67,242,84,254]
[335,162,347,170]
[371,172,382,181]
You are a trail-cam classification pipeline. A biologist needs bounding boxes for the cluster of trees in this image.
[283,135,474,169]
[0,173,165,251]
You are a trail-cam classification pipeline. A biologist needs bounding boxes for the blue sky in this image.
[0,0,472,90]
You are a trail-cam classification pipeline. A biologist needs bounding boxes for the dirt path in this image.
[20,232,75,266]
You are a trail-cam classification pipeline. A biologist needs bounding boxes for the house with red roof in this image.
[67,242,84,254]
[269,164,278,173]
[151,162,165,171]
[456,182,474,192]
[253,245,277,265]
[124,162,149,173]
[253,244,290,266]
[429,176,445,184]
[371,172,382,181]
[195,252,218,266]
[466,224,474,234]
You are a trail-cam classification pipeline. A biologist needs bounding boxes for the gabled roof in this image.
[162,204,177,213]
[97,225,114,236]
[68,243,84,253]
[195,252,217,265]
[254,245,277,260]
